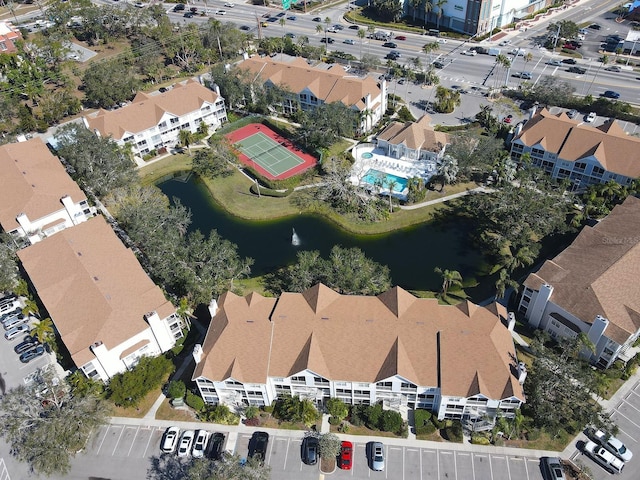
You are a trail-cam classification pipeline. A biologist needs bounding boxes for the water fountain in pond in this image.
[292,228,301,246]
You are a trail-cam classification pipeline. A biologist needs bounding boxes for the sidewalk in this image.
[399,185,491,210]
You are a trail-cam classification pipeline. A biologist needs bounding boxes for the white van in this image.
[0,298,21,314]
[5,323,30,341]
[3,315,27,331]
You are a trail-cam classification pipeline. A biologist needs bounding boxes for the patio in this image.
[349,143,438,199]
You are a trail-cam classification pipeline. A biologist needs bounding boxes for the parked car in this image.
[503,114,513,124]
[205,432,225,460]
[568,66,587,74]
[4,315,28,330]
[19,344,45,363]
[605,65,621,72]
[249,432,269,464]
[546,59,562,66]
[177,430,195,457]
[540,456,566,480]
[583,439,625,474]
[192,430,209,458]
[562,43,577,50]
[370,442,385,471]
[585,112,597,123]
[14,336,39,354]
[591,429,633,462]
[562,58,577,64]
[161,427,180,453]
[567,109,578,119]
[382,42,397,48]
[339,441,353,470]
[603,90,621,99]
[301,436,318,465]
[461,49,477,56]
[568,40,582,48]
[5,323,30,341]
[1,310,22,326]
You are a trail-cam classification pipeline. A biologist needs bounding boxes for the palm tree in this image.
[22,298,39,318]
[586,55,608,95]
[422,41,439,65]
[436,154,458,191]
[435,0,447,29]
[423,0,434,27]
[367,25,376,54]
[495,268,519,299]
[434,267,463,299]
[279,17,286,38]
[178,129,194,155]
[324,17,331,46]
[357,28,366,59]
[522,52,533,78]
[409,0,422,22]
[30,317,54,345]
[385,178,398,212]
[494,54,511,88]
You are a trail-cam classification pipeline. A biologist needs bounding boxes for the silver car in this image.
[177,430,195,457]
[371,442,384,471]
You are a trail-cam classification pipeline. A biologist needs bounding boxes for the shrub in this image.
[318,433,341,459]
[244,417,260,427]
[366,403,383,430]
[328,416,342,425]
[380,410,403,434]
[442,421,463,442]
[245,405,259,419]
[185,390,205,412]
[471,433,491,445]
[263,404,274,414]
[414,409,436,435]
[167,380,186,399]
[326,398,349,422]
[201,404,240,425]
[338,422,350,433]
[107,355,174,407]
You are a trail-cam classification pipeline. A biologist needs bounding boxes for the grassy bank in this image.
[138,155,479,236]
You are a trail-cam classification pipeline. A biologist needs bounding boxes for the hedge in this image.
[185,390,205,412]
[414,409,436,435]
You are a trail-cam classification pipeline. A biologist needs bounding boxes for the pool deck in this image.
[350,145,438,199]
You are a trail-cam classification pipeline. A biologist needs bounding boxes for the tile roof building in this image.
[0,137,95,246]
[377,115,450,162]
[193,284,525,424]
[18,216,184,382]
[83,79,227,157]
[0,21,22,53]
[510,108,640,190]
[517,196,640,368]
[235,57,387,134]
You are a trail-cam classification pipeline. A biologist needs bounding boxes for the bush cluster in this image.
[200,404,240,425]
[414,409,437,436]
[107,355,174,408]
[185,390,205,411]
[349,403,405,435]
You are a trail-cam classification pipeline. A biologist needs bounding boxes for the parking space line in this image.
[402,445,405,480]
[112,427,125,456]
[127,426,140,457]
[437,449,440,480]
[471,453,476,480]
[620,397,640,413]
[142,427,157,457]
[505,454,511,479]
[612,409,640,430]
[489,454,494,480]
[282,438,290,470]
[618,426,637,443]
[95,426,110,455]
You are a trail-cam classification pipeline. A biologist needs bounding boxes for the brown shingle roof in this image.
[17,216,176,367]
[194,285,523,401]
[0,138,87,232]
[514,108,640,178]
[236,57,382,112]
[377,115,450,152]
[84,80,220,140]
[523,196,640,344]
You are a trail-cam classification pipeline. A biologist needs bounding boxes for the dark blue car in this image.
[603,90,620,99]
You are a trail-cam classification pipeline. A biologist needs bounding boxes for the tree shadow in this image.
[146,454,190,480]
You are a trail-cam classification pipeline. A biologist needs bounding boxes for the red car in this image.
[339,441,353,470]
[395,35,406,41]
[503,114,513,124]
[562,43,577,50]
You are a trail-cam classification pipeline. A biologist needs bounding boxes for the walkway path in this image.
[399,186,492,210]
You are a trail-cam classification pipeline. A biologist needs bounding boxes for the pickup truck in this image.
[583,440,625,474]
[591,429,633,462]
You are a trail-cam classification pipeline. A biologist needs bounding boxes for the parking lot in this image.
[569,378,640,480]
[68,422,548,480]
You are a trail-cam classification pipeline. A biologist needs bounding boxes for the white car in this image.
[224,2,234,7]
[584,439,625,474]
[585,112,597,123]
[499,40,511,46]
[343,39,355,45]
[546,59,562,66]
[510,48,526,56]
[192,430,209,458]
[215,9,226,15]
[177,430,195,457]
[160,427,180,453]
[593,429,633,462]
[437,38,447,43]
[461,49,477,56]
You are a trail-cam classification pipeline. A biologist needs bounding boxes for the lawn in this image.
[155,399,198,422]
[329,423,407,439]
[110,386,162,419]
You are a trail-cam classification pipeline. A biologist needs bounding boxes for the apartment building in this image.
[376,115,450,163]
[236,56,387,134]
[510,108,640,190]
[0,137,94,246]
[17,216,183,382]
[0,21,22,53]
[193,284,524,424]
[517,196,640,369]
[83,79,227,157]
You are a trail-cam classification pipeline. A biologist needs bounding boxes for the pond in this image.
[158,173,490,298]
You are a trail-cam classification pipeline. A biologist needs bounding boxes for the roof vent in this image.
[416,321,425,326]
[246,320,254,323]
[366,319,374,323]
[77,251,82,256]
[321,317,329,320]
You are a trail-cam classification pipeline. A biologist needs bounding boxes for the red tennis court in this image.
[226,123,317,180]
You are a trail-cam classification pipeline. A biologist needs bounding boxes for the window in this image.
[291,376,306,384]
[170,117,180,125]
[376,381,392,390]
[573,162,586,172]
[531,148,545,158]
[557,168,570,179]
[592,166,605,178]
[158,121,167,129]
[225,380,243,388]
[313,376,329,385]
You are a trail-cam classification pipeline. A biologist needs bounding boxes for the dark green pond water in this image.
[158,173,488,296]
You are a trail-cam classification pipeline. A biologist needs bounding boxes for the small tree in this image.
[167,380,186,399]
[318,433,341,459]
[326,397,348,423]
[245,405,259,419]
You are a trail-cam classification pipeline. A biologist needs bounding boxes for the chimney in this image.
[208,299,218,318]
[193,344,203,364]
[507,312,516,332]
[517,361,527,385]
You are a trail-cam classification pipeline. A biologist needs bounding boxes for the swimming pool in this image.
[362,169,408,193]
